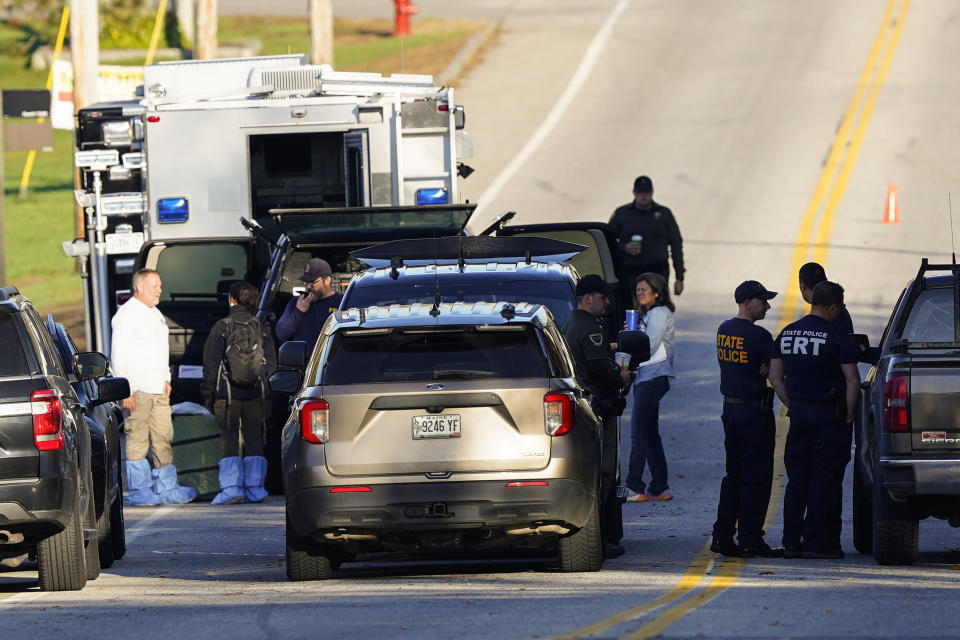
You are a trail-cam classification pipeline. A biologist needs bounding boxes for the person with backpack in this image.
[202,281,277,504]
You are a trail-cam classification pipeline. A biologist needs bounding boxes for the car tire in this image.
[286,516,333,581]
[96,473,115,569]
[852,456,872,555]
[37,481,87,591]
[82,469,100,581]
[872,474,918,565]
[110,466,126,561]
[558,498,603,573]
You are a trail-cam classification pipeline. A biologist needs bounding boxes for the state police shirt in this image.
[773,314,856,401]
[717,318,772,398]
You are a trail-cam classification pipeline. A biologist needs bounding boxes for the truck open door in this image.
[133,238,264,404]
[492,222,624,345]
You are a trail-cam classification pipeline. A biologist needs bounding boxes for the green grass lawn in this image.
[1,15,483,316]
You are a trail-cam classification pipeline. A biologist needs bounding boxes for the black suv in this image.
[46,318,128,567]
[0,287,127,590]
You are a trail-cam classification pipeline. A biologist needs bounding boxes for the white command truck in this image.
[65,54,474,355]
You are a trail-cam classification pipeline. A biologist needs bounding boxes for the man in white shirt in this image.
[112,269,197,505]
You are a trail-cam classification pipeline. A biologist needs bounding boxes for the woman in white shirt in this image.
[625,272,676,502]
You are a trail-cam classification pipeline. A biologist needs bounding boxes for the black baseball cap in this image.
[633,175,653,192]
[299,258,333,282]
[735,280,777,303]
[576,274,614,297]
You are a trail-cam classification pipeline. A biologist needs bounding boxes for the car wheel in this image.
[82,469,100,580]
[37,481,87,591]
[872,473,918,565]
[285,516,333,581]
[852,456,872,555]
[558,498,603,573]
[97,473,115,569]
[110,466,126,560]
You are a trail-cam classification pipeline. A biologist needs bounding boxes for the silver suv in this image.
[272,301,606,579]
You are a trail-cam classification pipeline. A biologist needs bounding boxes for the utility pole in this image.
[309,0,333,66]
[69,0,99,111]
[69,0,99,256]
[175,0,195,48]
[0,92,5,286]
[195,0,218,59]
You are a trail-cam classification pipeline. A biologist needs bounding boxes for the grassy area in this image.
[1,15,484,317]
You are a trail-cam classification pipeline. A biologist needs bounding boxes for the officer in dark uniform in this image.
[608,176,685,306]
[711,281,784,558]
[798,262,854,335]
[562,274,629,559]
[769,281,860,559]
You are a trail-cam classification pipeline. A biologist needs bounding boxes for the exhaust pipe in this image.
[323,532,377,542]
[505,524,570,536]
[0,530,25,544]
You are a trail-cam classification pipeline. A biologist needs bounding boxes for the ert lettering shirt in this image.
[772,314,856,401]
[717,317,772,398]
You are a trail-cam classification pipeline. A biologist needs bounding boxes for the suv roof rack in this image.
[351,236,586,268]
[0,286,21,301]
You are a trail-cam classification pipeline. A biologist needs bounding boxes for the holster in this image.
[830,387,846,423]
[759,387,775,416]
[592,395,627,419]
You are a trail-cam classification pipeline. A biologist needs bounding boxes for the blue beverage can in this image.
[625,309,638,331]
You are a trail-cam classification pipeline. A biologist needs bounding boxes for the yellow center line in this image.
[552,2,910,636]
[550,545,715,640]
[618,415,788,640]
[778,0,901,331]
[810,0,911,269]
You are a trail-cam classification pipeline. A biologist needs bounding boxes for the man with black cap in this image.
[608,176,685,305]
[769,281,860,560]
[275,257,343,352]
[563,274,630,559]
[711,281,783,558]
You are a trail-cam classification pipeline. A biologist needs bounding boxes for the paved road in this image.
[5,0,960,638]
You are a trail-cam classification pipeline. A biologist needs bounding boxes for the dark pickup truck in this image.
[853,259,960,565]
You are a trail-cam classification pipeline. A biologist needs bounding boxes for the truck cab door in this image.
[135,239,264,404]
[494,222,624,344]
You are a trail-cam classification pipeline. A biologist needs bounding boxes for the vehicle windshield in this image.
[0,315,30,376]
[320,325,549,385]
[343,278,576,328]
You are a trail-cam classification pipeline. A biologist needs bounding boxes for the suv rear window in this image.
[344,279,576,328]
[320,325,549,384]
[0,315,30,376]
[901,287,956,343]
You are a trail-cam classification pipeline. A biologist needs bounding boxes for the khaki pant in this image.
[125,391,174,467]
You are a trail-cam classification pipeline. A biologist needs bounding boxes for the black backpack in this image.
[222,318,266,387]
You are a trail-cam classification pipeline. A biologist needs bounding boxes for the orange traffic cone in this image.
[883,181,900,224]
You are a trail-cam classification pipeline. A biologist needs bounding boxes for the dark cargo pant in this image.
[712,402,776,547]
[782,401,852,553]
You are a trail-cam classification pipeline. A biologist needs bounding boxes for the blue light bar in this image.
[415,188,448,205]
[157,198,189,223]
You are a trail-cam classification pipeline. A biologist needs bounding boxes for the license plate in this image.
[412,414,461,439]
[105,231,144,255]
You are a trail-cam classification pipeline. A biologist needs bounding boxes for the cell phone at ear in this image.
[292,286,306,297]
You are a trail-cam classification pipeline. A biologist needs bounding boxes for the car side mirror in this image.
[268,369,303,394]
[618,330,651,367]
[72,351,109,381]
[850,333,879,365]
[278,341,308,368]
[94,377,130,406]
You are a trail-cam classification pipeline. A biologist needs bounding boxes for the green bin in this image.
[172,413,221,501]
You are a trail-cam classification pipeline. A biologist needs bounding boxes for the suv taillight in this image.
[544,392,574,436]
[32,389,63,451]
[882,372,908,432]
[300,399,329,443]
